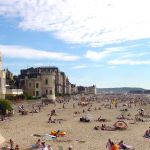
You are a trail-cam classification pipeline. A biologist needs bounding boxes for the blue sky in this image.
[0,0,150,89]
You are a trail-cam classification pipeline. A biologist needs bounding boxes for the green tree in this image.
[0,99,12,115]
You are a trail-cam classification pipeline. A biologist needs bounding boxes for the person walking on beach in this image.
[10,139,14,150]
[48,116,52,123]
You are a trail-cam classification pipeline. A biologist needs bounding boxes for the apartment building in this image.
[24,72,55,100]
[18,66,72,99]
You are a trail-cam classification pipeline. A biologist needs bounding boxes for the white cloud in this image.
[85,47,124,61]
[72,64,87,69]
[0,45,80,61]
[0,0,150,46]
[109,59,150,65]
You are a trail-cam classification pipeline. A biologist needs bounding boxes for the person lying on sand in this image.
[144,130,150,137]
[36,139,42,148]
[101,124,115,131]
[47,144,53,150]
[118,140,135,150]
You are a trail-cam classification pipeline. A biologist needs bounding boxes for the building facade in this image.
[77,85,96,95]
[0,52,6,99]
[18,67,73,99]
[24,72,55,100]
[71,84,77,94]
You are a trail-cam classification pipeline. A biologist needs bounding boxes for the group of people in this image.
[32,139,53,150]
[106,139,135,150]
[3,139,20,150]
[32,139,73,150]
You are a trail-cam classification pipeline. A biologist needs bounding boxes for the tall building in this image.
[71,84,77,94]
[18,67,56,100]
[0,52,6,99]
[87,85,97,94]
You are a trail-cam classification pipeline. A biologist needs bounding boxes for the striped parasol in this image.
[113,121,128,130]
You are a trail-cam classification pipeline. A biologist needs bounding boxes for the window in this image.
[36,83,39,88]
[36,91,39,97]
[29,83,31,87]
[46,89,48,95]
[45,79,48,85]
[50,90,52,95]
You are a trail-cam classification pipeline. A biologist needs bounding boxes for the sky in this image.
[0,0,150,89]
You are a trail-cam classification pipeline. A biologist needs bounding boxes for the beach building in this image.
[77,85,97,95]
[0,52,23,99]
[18,68,55,100]
[66,78,71,94]
[60,71,67,94]
[71,84,77,94]
[0,52,6,99]
[18,67,72,96]
[87,85,97,94]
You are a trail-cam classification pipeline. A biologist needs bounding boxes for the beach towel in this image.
[42,134,56,141]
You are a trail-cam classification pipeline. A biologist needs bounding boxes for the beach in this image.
[0,94,150,150]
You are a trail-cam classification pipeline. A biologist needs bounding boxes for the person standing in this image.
[10,139,14,150]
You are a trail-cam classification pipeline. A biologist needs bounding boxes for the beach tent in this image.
[114,121,128,130]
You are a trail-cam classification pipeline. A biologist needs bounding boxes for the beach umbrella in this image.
[123,104,127,106]
[113,121,128,129]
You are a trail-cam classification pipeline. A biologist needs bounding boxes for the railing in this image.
[6,89,23,95]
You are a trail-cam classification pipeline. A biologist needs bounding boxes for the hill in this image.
[96,87,146,94]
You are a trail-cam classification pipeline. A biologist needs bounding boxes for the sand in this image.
[0,95,150,150]
[0,134,5,144]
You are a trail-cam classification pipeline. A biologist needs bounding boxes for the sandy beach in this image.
[0,94,150,150]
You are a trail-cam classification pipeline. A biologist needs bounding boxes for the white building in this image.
[0,52,6,99]
[24,73,56,101]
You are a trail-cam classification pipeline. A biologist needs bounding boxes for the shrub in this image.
[0,99,12,115]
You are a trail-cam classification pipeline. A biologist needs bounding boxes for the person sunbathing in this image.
[14,144,19,150]
[118,140,135,150]
[145,130,150,137]
[98,116,101,121]
[41,142,48,150]
[101,124,106,130]
[111,142,119,150]
[118,140,127,149]
[31,139,42,148]
[47,144,53,150]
